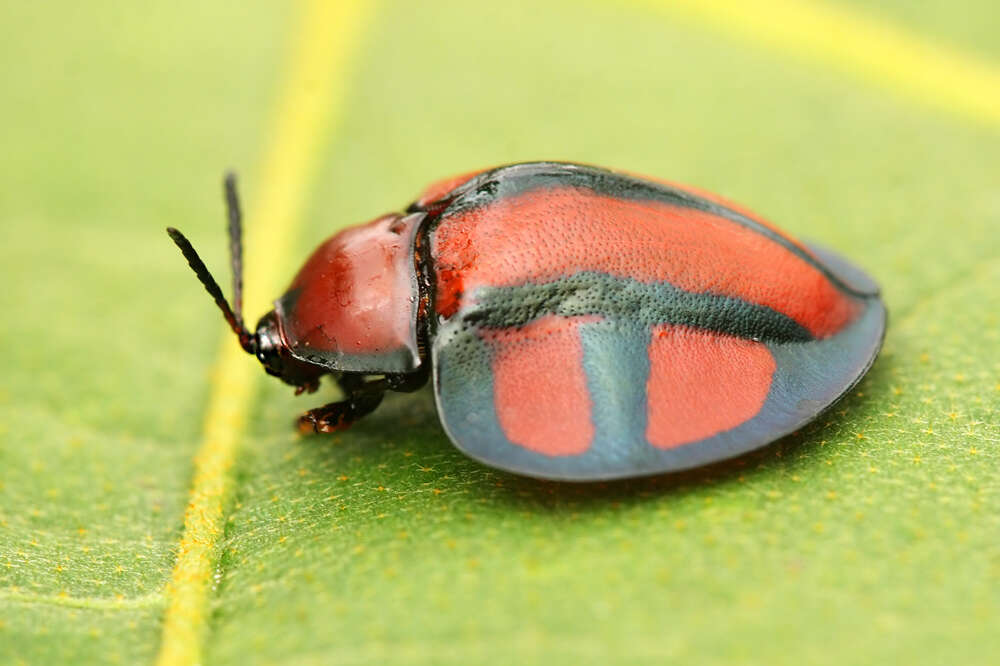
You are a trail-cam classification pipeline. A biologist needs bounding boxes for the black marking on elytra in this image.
[461,272,813,343]
[419,162,867,300]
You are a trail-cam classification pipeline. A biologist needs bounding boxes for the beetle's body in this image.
[169,163,886,481]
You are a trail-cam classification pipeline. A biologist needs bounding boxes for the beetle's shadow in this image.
[324,355,891,512]
[479,438,796,510]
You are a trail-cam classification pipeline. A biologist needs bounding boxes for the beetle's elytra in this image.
[168,162,885,481]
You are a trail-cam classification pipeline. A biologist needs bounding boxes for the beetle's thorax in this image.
[271,212,426,375]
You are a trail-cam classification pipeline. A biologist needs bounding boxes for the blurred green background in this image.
[1,1,997,664]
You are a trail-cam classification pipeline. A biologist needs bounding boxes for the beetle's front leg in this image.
[297,375,384,434]
[297,390,384,434]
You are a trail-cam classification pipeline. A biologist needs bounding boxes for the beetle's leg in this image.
[297,368,428,434]
[297,386,384,435]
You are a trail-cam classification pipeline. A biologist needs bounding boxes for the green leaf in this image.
[2,1,998,665]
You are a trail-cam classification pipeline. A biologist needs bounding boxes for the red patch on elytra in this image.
[624,171,817,258]
[483,315,597,456]
[432,188,859,337]
[433,268,464,319]
[645,325,775,449]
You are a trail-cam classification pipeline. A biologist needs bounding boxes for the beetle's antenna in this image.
[224,172,245,331]
[166,177,256,355]
[167,227,255,353]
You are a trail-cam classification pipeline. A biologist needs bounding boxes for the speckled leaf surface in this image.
[2,1,998,665]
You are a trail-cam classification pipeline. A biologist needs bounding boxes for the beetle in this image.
[168,162,885,481]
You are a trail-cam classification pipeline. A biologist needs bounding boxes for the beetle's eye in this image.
[258,348,280,376]
[253,314,286,378]
[254,337,282,378]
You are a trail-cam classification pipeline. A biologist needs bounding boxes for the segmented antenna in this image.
[224,172,244,330]
[166,173,255,354]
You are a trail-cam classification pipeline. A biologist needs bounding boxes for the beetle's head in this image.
[166,173,322,395]
[252,310,321,394]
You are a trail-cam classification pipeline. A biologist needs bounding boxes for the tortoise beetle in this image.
[168,162,885,481]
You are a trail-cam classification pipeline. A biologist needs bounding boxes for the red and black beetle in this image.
[168,162,885,481]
